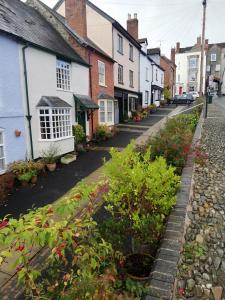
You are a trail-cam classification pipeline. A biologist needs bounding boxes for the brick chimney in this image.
[127,13,138,40]
[65,0,87,38]
[176,42,180,53]
[171,47,175,63]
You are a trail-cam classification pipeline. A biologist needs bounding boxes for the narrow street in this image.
[0,107,175,220]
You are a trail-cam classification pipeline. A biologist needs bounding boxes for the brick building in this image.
[28,0,115,137]
[160,51,176,97]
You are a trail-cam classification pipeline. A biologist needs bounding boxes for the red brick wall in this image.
[127,17,139,40]
[89,51,114,136]
[65,0,87,38]
[0,173,15,203]
[160,57,176,97]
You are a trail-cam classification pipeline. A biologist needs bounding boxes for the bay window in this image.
[0,130,5,174]
[39,108,72,140]
[99,100,114,124]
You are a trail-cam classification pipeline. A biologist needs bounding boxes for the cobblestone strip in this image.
[144,112,204,300]
[173,104,225,300]
[0,106,184,299]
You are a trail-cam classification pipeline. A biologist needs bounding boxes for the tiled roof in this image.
[0,0,88,65]
[161,55,176,67]
[37,96,72,107]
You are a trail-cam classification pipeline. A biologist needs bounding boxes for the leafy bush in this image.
[163,87,171,100]
[9,160,41,177]
[150,114,198,174]
[17,172,33,182]
[102,143,180,247]
[72,124,85,145]
[94,125,112,142]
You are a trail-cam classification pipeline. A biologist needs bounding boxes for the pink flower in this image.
[0,220,8,230]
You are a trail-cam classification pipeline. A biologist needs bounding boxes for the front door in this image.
[77,111,86,133]
[114,100,119,124]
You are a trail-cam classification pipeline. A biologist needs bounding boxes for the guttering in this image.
[22,44,34,159]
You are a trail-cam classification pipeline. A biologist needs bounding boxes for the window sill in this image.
[146,80,149,82]
[117,50,124,55]
[0,169,6,175]
[129,85,134,88]
[99,83,108,88]
[118,82,124,85]
[56,88,73,93]
[99,122,114,126]
[39,136,74,142]
[129,59,134,62]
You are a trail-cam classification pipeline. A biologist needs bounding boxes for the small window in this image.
[211,53,217,62]
[156,69,158,81]
[178,74,181,82]
[161,74,163,84]
[129,70,134,87]
[118,64,123,84]
[189,57,198,69]
[118,34,123,54]
[98,60,105,86]
[145,91,149,104]
[0,130,6,174]
[56,59,71,91]
[39,108,72,140]
[146,67,149,81]
[99,100,114,124]
[216,64,220,72]
[206,65,211,72]
[129,44,133,61]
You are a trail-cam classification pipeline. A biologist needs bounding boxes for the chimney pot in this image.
[128,13,131,20]
[176,42,180,53]
[134,13,137,19]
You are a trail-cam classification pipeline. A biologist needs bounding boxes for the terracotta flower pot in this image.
[31,176,38,184]
[46,163,56,172]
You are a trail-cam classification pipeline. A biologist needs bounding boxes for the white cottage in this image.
[1,0,90,160]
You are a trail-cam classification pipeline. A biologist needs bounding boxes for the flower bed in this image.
[0,111,202,299]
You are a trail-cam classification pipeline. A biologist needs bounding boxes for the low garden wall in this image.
[144,112,204,300]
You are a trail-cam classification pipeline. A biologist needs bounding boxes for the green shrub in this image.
[42,145,58,164]
[102,143,180,246]
[17,172,33,182]
[72,124,85,145]
[94,125,112,142]
[150,114,198,174]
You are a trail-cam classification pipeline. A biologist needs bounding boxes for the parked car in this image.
[173,94,194,105]
[189,91,199,100]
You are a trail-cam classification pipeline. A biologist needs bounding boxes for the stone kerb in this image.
[144,112,204,300]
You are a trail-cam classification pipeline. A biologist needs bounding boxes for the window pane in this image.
[0,132,3,145]
[56,59,71,91]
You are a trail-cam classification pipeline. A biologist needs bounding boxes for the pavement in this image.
[0,105,177,220]
[211,95,225,116]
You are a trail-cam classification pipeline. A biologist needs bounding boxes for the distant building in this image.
[175,37,206,95]
[160,51,176,97]
[206,43,225,94]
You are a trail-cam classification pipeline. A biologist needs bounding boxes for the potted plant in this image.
[42,146,58,172]
[73,124,85,152]
[30,170,38,184]
[18,172,33,187]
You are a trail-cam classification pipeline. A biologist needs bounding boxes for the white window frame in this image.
[98,60,106,86]
[129,44,133,61]
[118,64,123,84]
[56,59,71,91]
[99,100,114,125]
[0,129,6,175]
[211,53,217,62]
[38,107,72,141]
[189,57,198,69]
[118,34,123,54]
[129,70,134,87]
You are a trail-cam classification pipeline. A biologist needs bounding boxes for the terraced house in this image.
[0,0,90,162]
[54,0,141,123]
[27,0,115,136]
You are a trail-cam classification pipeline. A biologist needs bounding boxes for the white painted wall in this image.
[19,45,89,159]
[140,53,152,107]
[113,27,139,93]
[175,51,206,94]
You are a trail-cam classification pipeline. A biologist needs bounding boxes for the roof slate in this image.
[37,96,72,107]
[0,0,88,65]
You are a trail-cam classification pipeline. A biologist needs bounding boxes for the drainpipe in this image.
[22,44,34,159]
[88,49,94,137]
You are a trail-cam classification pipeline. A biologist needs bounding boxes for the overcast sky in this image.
[38,0,225,57]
